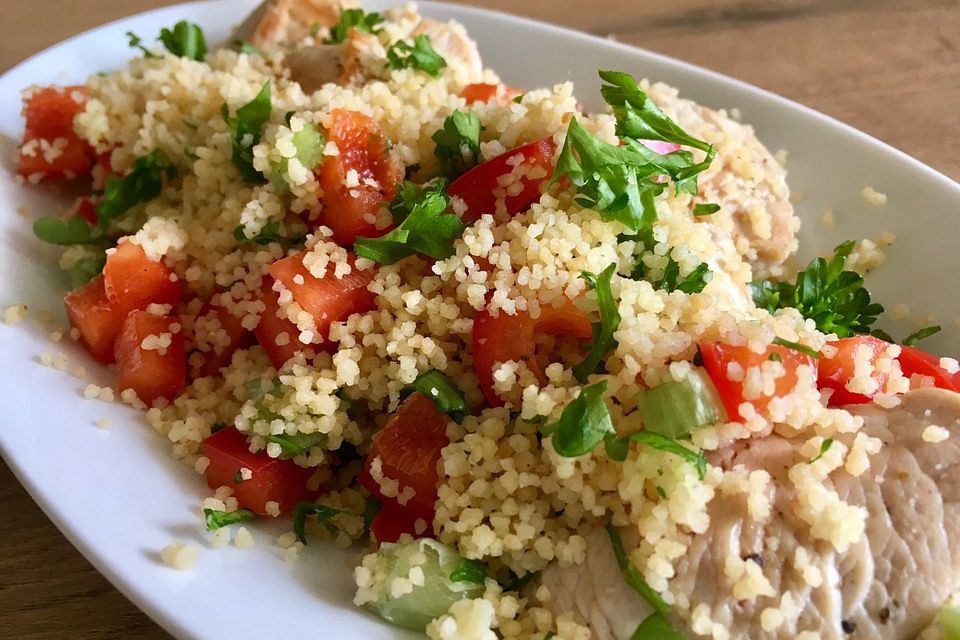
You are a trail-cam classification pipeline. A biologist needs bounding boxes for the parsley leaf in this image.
[234,221,282,245]
[551,70,715,236]
[324,8,383,44]
[265,432,327,458]
[693,203,720,216]
[573,264,620,383]
[222,81,272,183]
[656,259,712,294]
[126,31,156,58]
[450,558,487,584]
[158,21,207,61]
[97,149,176,227]
[605,522,670,615]
[403,369,471,420]
[432,110,482,179]
[232,39,265,57]
[607,431,707,480]
[750,241,884,337]
[809,438,834,463]
[629,613,685,640]
[292,501,342,544]
[772,336,820,359]
[386,34,447,76]
[203,508,255,531]
[903,325,942,346]
[545,380,615,457]
[33,216,105,246]
[354,180,464,264]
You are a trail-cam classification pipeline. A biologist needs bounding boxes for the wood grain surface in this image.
[1,1,958,638]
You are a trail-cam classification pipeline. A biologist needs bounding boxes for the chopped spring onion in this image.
[364,539,485,630]
[635,369,725,439]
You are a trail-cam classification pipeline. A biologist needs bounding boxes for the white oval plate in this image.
[1,1,958,638]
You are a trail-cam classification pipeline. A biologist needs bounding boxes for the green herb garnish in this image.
[324,8,384,44]
[809,438,834,463]
[292,501,342,544]
[97,149,176,227]
[265,432,328,458]
[629,613,685,640]
[33,216,105,246]
[354,180,464,264]
[605,522,670,615]
[607,431,707,480]
[449,558,487,584]
[158,21,207,60]
[232,39,265,56]
[222,81,271,183]
[903,325,942,347]
[751,241,884,337]
[432,110,481,179]
[403,369,471,420]
[386,34,447,76]
[572,264,620,383]
[203,508,255,531]
[772,337,820,359]
[125,31,156,58]
[234,221,282,245]
[543,380,615,457]
[693,203,720,216]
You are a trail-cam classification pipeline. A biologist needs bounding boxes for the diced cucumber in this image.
[365,539,486,630]
[269,121,325,188]
[940,597,960,640]
[635,369,726,439]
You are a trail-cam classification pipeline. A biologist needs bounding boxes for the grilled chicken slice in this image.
[645,83,798,277]
[233,0,357,49]
[540,388,960,639]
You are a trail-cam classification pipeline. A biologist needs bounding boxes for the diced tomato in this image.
[358,393,450,529]
[897,345,960,393]
[201,426,314,515]
[92,150,115,191]
[448,137,556,223]
[103,240,181,309]
[64,275,132,363]
[268,250,376,347]
[73,196,98,225]
[817,335,891,406]
[472,299,593,406]
[114,310,186,405]
[17,85,94,180]
[461,83,522,105]
[316,109,402,246]
[194,297,254,378]
[369,502,424,544]
[253,278,307,369]
[700,341,818,421]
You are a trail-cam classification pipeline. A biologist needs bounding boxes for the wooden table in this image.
[1,1,958,638]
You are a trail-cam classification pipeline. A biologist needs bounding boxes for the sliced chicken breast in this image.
[540,388,960,639]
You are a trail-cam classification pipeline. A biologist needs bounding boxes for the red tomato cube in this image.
[817,335,892,406]
[193,297,254,378]
[103,240,181,310]
[316,109,402,246]
[18,85,94,180]
[114,310,186,405]
[358,392,450,526]
[448,137,557,223]
[898,345,960,392]
[201,426,314,515]
[700,341,818,421]
[472,300,592,406]
[253,278,309,370]
[369,502,426,544]
[64,275,132,363]
[461,83,522,105]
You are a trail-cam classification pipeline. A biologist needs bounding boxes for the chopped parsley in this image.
[629,245,712,294]
[362,496,382,531]
[751,241,884,337]
[233,469,245,484]
[203,508,255,531]
[292,501,342,544]
[809,438,834,463]
[607,431,707,480]
[232,39,265,57]
[158,21,208,61]
[222,81,272,183]
[403,369,472,420]
[354,179,464,264]
[605,522,670,616]
[543,380,615,457]
[693,202,720,216]
[551,70,715,236]
[449,558,487,584]
[125,31,156,58]
[386,34,447,76]
[903,325,942,346]
[233,221,283,245]
[33,216,106,246]
[265,432,327,458]
[572,264,620,383]
[324,8,383,44]
[97,149,177,227]
[432,109,482,179]
[772,337,820,359]
[629,613,685,640]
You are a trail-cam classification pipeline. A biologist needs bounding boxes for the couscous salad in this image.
[11,0,960,638]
